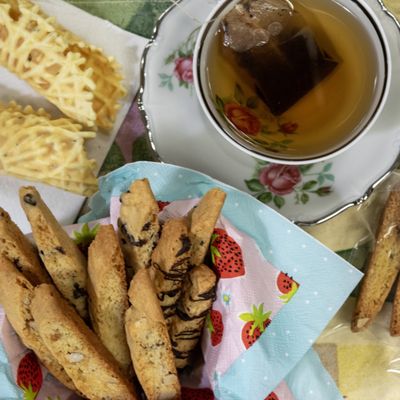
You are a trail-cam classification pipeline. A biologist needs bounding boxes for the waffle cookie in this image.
[0,0,125,129]
[0,101,97,196]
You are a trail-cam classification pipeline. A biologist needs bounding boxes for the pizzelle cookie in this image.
[31,284,138,400]
[87,224,131,374]
[19,186,88,319]
[0,207,50,285]
[0,102,98,196]
[0,0,125,129]
[0,255,76,391]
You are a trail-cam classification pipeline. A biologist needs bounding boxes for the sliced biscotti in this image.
[391,282,400,335]
[87,224,131,374]
[170,264,217,368]
[0,207,50,285]
[19,186,88,319]
[352,190,400,332]
[150,218,192,322]
[31,284,138,400]
[188,188,226,267]
[0,255,76,391]
[125,269,180,400]
[390,195,400,335]
[118,179,160,274]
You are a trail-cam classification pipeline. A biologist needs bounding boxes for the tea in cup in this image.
[194,0,390,164]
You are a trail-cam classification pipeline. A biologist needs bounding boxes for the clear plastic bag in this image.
[306,171,400,399]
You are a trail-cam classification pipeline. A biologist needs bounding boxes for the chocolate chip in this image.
[23,193,36,206]
[120,223,147,247]
[12,258,23,272]
[142,222,151,232]
[55,246,65,254]
[73,283,87,299]
[176,235,191,257]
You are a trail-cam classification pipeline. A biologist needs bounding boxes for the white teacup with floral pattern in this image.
[194,0,391,165]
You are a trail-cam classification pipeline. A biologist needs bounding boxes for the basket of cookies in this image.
[0,161,364,399]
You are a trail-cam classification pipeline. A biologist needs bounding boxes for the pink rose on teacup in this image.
[174,56,193,83]
[259,164,301,195]
[224,103,261,136]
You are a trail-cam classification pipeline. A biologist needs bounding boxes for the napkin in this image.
[82,161,363,398]
[0,161,363,399]
[0,0,148,234]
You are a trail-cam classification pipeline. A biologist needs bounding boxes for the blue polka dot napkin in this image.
[81,161,362,399]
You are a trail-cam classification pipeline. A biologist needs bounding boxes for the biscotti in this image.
[390,192,400,335]
[125,269,180,400]
[170,264,217,368]
[352,190,400,332]
[0,207,50,285]
[0,255,76,391]
[19,186,88,319]
[118,179,160,274]
[151,218,192,322]
[31,284,137,400]
[188,188,226,267]
[87,224,131,374]
[391,282,400,336]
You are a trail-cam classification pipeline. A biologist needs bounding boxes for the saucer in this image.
[138,0,400,225]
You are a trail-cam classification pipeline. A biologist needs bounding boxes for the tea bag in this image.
[222,0,338,115]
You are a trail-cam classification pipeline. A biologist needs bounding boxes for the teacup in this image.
[194,0,391,165]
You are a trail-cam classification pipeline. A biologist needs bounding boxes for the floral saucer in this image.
[138,0,400,225]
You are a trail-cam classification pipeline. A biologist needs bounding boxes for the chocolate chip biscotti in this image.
[0,207,50,285]
[87,224,131,374]
[125,269,180,400]
[150,218,192,322]
[19,186,88,319]
[170,264,217,368]
[31,284,138,400]
[118,178,160,275]
[188,188,226,268]
[0,255,76,391]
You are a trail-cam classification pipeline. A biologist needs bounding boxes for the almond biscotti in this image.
[352,190,400,332]
[31,284,138,400]
[125,269,180,400]
[118,179,160,275]
[87,224,131,374]
[0,255,76,391]
[150,218,192,322]
[19,186,88,319]
[188,188,226,267]
[170,264,217,368]
[0,207,50,285]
